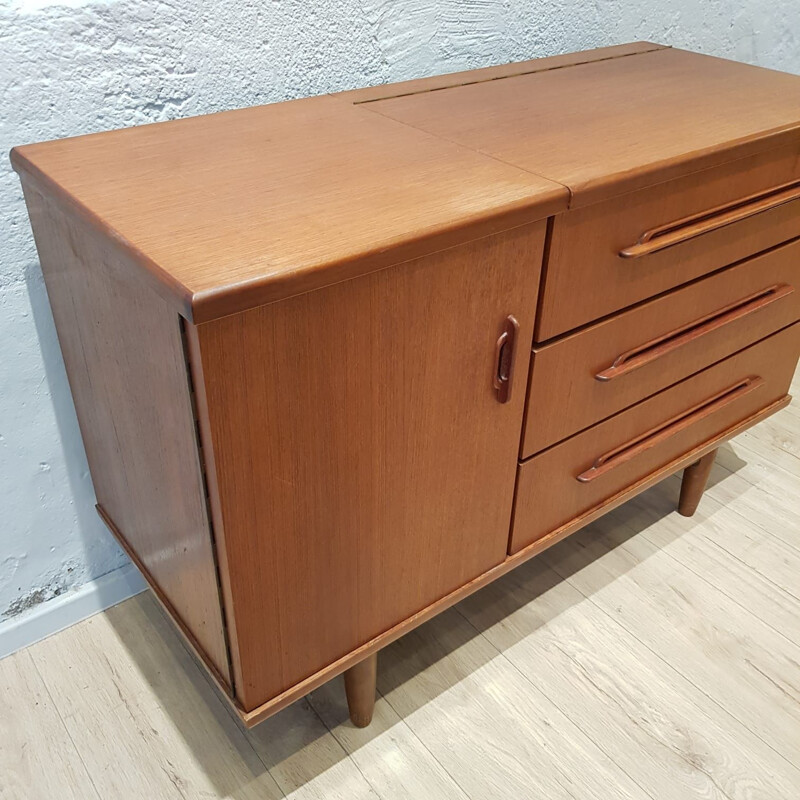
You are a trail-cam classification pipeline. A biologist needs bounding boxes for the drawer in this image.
[537,143,800,340]
[522,238,800,457]
[511,323,800,553]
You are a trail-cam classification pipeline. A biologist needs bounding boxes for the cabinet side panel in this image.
[195,223,545,710]
[22,184,231,689]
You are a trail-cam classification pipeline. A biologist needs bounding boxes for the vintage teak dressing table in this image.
[12,42,800,728]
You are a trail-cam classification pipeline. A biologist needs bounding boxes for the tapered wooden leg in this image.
[344,652,377,727]
[678,449,718,517]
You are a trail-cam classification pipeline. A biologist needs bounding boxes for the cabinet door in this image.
[191,222,545,710]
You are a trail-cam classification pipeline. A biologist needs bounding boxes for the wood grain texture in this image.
[95,505,232,694]
[703,442,800,555]
[0,650,101,800]
[678,449,718,516]
[184,323,245,697]
[626,468,800,645]
[369,47,800,207]
[617,178,800,258]
[12,42,800,743]
[232,696,384,800]
[21,184,231,687]
[537,144,800,339]
[191,225,545,711]
[11,95,566,323]
[376,607,648,800]
[15,45,800,325]
[459,554,800,800]
[542,503,800,767]
[512,324,800,552]
[343,653,377,728]
[28,595,284,800]
[523,237,800,456]
[308,677,472,800]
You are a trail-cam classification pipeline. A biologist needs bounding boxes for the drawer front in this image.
[522,238,800,457]
[538,143,800,340]
[511,323,800,553]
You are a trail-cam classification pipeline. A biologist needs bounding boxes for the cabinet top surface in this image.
[368,47,800,207]
[13,94,566,321]
[12,42,800,322]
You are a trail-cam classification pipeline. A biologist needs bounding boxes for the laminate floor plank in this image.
[605,477,800,643]
[228,698,381,800]
[789,363,800,394]
[308,680,470,800]
[28,594,285,800]
[735,421,800,475]
[0,649,101,800]
[541,512,800,766]
[374,607,650,800]
[658,475,797,596]
[457,557,800,799]
[711,443,800,553]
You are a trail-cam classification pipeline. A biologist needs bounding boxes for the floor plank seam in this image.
[146,602,290,799]
[553,571,800,774]
[630,523,800,648]
[545,637,734,800]
[304,692,384,800]
[26,647,104,800]
[708,496,800,560]
[372,684,477,800]
[692,523,800,607]
[707,446,800,556]
[451,606,659,800]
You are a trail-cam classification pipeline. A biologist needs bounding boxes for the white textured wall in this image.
[1,0,798,620]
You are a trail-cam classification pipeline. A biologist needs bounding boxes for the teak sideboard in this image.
[12,42,800,728]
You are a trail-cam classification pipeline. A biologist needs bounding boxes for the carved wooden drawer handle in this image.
[595,284,794,382]
[576,376,764,483]
[619,179,800,259]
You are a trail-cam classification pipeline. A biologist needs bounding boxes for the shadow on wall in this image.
[97,451,745,797]
[23,260,127,584]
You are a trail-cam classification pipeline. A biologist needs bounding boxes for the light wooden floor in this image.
[3,371,799,800]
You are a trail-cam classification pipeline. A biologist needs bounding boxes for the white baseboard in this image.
[0,563,148,660]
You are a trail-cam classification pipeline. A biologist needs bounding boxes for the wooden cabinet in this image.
[12,42,800,728]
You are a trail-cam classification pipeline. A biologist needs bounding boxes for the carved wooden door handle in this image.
[494,315,519,403]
